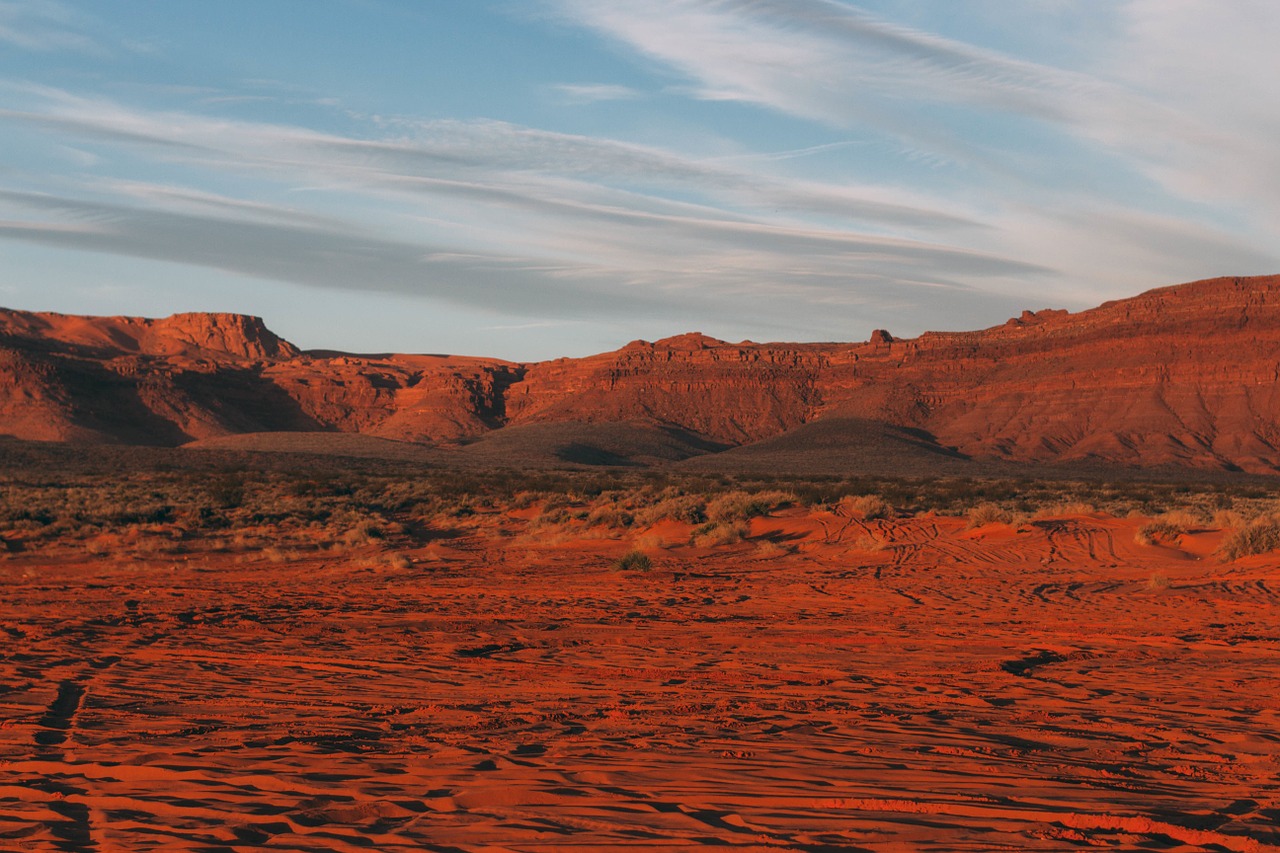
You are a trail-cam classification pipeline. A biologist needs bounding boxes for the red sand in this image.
[3,511,1279,850]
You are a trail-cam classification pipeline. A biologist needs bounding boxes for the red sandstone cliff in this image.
[3,275,1280,473]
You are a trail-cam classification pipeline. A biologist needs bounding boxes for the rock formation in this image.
[3,275,1280,473]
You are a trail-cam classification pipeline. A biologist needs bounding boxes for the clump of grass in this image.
[634,494,706,525]
[1031,501,1097,519]
[632,533,666,552]
[384,552,413,570]
[1213,509,1247,530]
[706,489,795,523]
[342,520,384,546]
[966,502,1012,529]
[1146,571,1170,591]
[614,550,652,571]
[1135,510,1199,545]
[586,504,634,529]
[842,494,892,520]
[690,520,750,547]
[1218,517,1280,561]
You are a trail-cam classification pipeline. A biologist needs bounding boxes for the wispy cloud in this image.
[0,85,1036,335]
[0,0,96,53]
[2,1,1277,351]
[550,83,643,104]
[541,0,1280,296]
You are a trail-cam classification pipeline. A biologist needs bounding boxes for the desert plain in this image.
[3,443,1279,852]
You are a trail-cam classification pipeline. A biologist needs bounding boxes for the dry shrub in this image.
[753,539,792,557]
[966,502,1012,529]
[1146,571,1170,591]
[586,505,634,529]
[1218,517,1280,561]
[511,491,539,509]
[1031,501,1097,519]
[614,550,652,571]
[842,494,892,520]
[707,490,795,523]
[1213,509,1247,530]
[691,520,749,547]
[635,495,706,526]
[1160,509,1203,529]
[384,552,413,570]
[633,533,666,552]
[342,520,383,547]
[529,507,569,530]
[1135,511,1198,545]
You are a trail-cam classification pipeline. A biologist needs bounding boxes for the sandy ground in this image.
[3,509,1279,851]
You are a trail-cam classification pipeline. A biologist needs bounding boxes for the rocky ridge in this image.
[3,275,1280,473]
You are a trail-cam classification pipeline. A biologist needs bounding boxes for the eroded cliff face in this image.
[3,275,1280,472]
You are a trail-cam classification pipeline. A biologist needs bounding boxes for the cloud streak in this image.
[1,2,1277,355]
[0,84,1048,338]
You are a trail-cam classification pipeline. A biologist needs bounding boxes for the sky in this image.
[1,1,1277,360]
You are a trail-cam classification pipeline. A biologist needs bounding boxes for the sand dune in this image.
[4,505,1278,851]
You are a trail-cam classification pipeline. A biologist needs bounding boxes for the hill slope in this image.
[4,275,1280,473]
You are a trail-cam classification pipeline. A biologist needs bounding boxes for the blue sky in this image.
[1,1,1277,359]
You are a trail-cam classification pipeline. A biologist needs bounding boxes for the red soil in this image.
[3,508,1278,850]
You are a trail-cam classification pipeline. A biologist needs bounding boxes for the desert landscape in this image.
[6,3,1280,849]
[3,429,1280,851]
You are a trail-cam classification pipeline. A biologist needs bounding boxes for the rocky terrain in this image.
[4,274,1280,473]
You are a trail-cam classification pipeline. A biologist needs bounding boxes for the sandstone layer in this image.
[4,275,1280,472]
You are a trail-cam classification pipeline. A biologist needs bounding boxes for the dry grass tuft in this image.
[966,502,1012,529]
[841,494,892,520]
[691,520,750,547]
[634,494,706,526]
[1218,517,1280,561]
[614,550,652,571]
[706,490,795,523]
[1135,511,1200,545]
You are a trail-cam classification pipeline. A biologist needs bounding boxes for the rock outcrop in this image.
[3,275,1280,473]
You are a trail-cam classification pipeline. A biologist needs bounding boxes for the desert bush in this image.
[1158,509,1202,529]
[342,520,384,546]
[632,533,666,552]
[614,550,652,571]
[841,494,892,520]
[1135,511,1198,545]
[384,552,413,570]
[753,539,792,557]
[1213,509,1247,530]
[529,507,569,529]
[706,489,795,523]
[510,490,539,509]
[635,494,706,526]
[586,504,634,529]
[690,520,749,547]
[965,502,1012,528]
[1218,518,1280,561]
[1031,501,1096,519]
